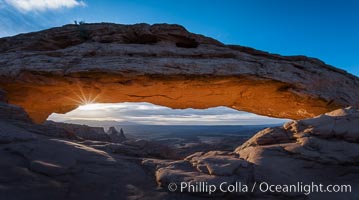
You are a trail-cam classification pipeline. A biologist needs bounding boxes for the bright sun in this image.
[65,84,101,108]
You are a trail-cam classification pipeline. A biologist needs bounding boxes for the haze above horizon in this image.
[48,102,290,126]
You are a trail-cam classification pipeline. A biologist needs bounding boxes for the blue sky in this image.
[0,0,358,76]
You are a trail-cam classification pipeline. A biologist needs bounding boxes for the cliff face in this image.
[44,120,110,141]
[0,23,358,123]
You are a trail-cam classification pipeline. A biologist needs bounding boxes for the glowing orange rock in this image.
[0,23,358,123]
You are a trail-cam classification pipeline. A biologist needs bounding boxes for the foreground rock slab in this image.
[0,102,172,200]
[153,107,359,199]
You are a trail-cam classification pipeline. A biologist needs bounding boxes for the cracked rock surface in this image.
[0,101,173,200]
[152,107,359,199]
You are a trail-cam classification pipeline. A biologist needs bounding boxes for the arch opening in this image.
[46,102,290,156]
[1,73,340,124]
[48,102,290,126]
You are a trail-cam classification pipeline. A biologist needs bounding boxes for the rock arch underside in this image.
[0,23,358,123]
[1,23,359,200]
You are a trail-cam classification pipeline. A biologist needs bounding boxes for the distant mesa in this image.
[44,120,127,143]
[107,127,127,143]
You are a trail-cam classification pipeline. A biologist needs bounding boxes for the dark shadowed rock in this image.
[0,102,32,123]
[0,89,7,102]
[44,120,110,142]
[154,107,359,199]
[0,136,170,200]
[81,138,178,159]
[0,121,37,143]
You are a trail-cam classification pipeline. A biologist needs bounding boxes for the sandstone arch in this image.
[0,23,358,123]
